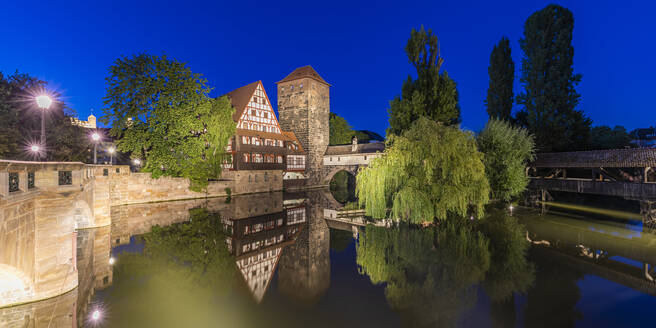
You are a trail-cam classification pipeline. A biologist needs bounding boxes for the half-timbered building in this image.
[223,81,306,177]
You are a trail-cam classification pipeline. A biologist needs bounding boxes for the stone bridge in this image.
[320,142,385,185]
[0,160,238,308]
[0,160,117,307]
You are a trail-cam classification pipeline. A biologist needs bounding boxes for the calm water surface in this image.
[3,190,656,327]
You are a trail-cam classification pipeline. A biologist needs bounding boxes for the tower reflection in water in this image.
[0,191,331,327]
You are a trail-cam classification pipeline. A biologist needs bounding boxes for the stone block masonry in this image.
[278,74,330,187]
[0,160,284,308]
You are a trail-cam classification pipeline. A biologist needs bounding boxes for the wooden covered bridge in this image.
[527,148,656,225]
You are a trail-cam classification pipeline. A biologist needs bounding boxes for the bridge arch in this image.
[71,199,94,229]
[0,263,35,306]
[321,165,361,186]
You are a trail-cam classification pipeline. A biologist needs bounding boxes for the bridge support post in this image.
[641,201,656,232]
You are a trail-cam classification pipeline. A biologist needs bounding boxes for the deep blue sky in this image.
[1,0,653,136]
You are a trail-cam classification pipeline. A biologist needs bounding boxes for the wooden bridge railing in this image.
[532,148,656,168]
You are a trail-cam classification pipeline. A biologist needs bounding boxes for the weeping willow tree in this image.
[357,117,490,223]
[356,222,490,327]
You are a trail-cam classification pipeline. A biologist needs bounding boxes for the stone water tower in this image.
[277,66,330,185]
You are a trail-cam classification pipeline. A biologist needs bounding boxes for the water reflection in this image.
[4,191,656,327]
[355,208,533,327]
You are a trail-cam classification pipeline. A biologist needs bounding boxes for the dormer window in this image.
[290,85,294,91]
[300,83,303,89]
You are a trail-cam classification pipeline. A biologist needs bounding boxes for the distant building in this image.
[71,114,97,129]
[630,127,656,148]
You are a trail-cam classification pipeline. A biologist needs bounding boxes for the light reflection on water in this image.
[2,191,656,327]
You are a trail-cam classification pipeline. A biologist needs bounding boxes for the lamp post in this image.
[108,147,115,165]
[35,95,52,159]
[91,132,100,164]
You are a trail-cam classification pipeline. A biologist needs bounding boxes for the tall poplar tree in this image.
[388,27,460,136]
[485,37,514,121]
[516,4,591,152]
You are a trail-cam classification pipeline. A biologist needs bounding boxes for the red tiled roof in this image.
[276,66,330,86]
[226,81,260,122]
[281,131,305,153]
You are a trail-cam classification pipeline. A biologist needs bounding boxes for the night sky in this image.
[1,0,653,136]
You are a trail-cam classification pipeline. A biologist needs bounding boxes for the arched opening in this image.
[329,170,357,204]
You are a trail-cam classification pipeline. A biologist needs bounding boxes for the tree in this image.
[477,119,535,201]
[589,125,632,150]
[0,71,89,161]
[516,5,591,152]
[357,117,489,223]
[354,130,385,143]
[485,37,515,121]
[329,112,354,145]
[388,27,460,136]
[101,54,235,191]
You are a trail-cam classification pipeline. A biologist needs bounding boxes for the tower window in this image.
[290,85,294,90]
[300,83,303,88]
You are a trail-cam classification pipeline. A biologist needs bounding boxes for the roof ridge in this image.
[276,65,330,86]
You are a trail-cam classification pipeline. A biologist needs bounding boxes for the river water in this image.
[2,190,656,327]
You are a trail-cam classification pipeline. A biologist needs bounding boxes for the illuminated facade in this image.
[71,114,97,129]
[224,81,306,173]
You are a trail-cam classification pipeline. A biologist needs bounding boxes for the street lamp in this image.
[107,147,115,165]
[35,95,52,159]
[91,132,100,164]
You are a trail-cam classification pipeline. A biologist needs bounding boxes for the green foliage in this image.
[0,71,90,161]
[330,170,356,204]
[477,208,534,301]
[356,211,534,327]
[516,4,591,152]
[485,37,515,121]
[357,117,489,223]
[356,222,490,327]
[589,125,632,150]
[354,130,385,143]
[477,119,535,201]
[329,112,355,145]
[101,54,235,191]
[388,27,460,136]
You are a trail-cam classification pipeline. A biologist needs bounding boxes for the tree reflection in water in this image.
[356,208,535,327]
[103,208,246,328]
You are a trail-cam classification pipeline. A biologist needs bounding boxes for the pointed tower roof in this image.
[277,65,330,86]
[226,81,260,121]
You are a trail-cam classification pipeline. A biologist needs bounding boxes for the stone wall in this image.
[0,288,77,328]
[232,170,283,195]
[0,195,36,304]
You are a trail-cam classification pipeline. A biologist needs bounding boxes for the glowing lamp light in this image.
[133,159,141,165]
[91,132,100,141]
[509,205,515,211]
[35,95,52,109]
[30,145,40,152]
[108,147,115,154]
[91,309,101,321]
[109,257,115,265]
